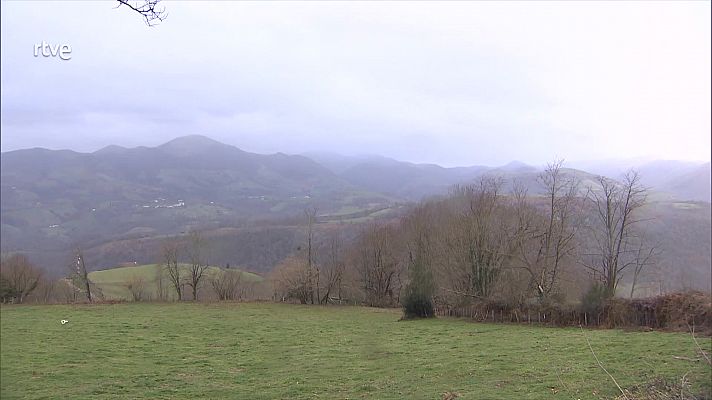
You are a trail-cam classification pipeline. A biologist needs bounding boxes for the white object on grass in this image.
[61,319,68,325]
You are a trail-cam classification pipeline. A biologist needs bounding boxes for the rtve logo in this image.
[33,41,72,60]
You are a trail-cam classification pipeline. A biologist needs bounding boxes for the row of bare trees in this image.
[271,209,347,305]
[2,217,335,304]
[158,230,246,301]
[156,230,259,302]
[271,162,659,312]
[439,164,656,307]
[0,229,253,303]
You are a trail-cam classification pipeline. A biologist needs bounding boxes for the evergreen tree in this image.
[402,240,435,319]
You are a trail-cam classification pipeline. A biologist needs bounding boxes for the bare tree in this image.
[444,178,521,299]
[356,223,402,307]
[35,277,57,304]
[115,0,167,26]
[582,171,651,296]
[271,255,310,304]
[318,230,345,304]
[628,237,660,298]
[185,231,209,301]
[304,208,317,304]
[161,240,182,301]
[515,161,580,301]
[211,269,243,301]
[125,274,146,301]
[269,209,320,304]
[0,254,42,303]
[154,263,168,301]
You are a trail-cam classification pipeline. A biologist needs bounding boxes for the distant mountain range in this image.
[304,152,491,199]
[310,151,710,202]
[1,135,393,227]
[568,159,710,202]
[1,135,710,283]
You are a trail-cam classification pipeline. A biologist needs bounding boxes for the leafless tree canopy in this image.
[320,167,661,309]
[0,254,42,303]
[318,230,345,304]
[271,208,337,304]
[356,223,402,307]
[185,231,209,301]
[211,269,243,301]
[271,255,311,304]
[581,171,654,296]
[628,237,661,298]
[443,178,523,300]
[161,239,182,300]
[154,261,169,301]
[115,0,167,26]
[304,208,317,304]
[125,274,146,301]
[514,161,581,301]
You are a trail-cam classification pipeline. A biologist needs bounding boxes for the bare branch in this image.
[116,0,167,26]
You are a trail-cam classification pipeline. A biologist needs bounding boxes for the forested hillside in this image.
[1,136,709,293]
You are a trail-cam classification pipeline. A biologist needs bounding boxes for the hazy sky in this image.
[1,1,710,166]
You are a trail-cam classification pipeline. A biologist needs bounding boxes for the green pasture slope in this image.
[88,264,262,300]
[1,303,710,399]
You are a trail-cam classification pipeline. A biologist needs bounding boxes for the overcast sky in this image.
[1,1,709,166]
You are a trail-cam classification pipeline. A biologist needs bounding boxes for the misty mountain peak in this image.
[158,135,241,156]
[94,144,128,155]
[500,160,535,171]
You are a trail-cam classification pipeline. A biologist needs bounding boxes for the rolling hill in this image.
[658,162,711,202]
[88,263,263,301]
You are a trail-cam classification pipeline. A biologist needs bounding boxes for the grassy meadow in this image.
[1,303,710,399]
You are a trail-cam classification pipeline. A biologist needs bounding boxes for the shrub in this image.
[581,283,610,315]
[402,290,435,319]
[401,255,435,319]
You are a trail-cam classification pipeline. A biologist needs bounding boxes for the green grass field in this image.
[88,264,263,300]
[1,303,710,399]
